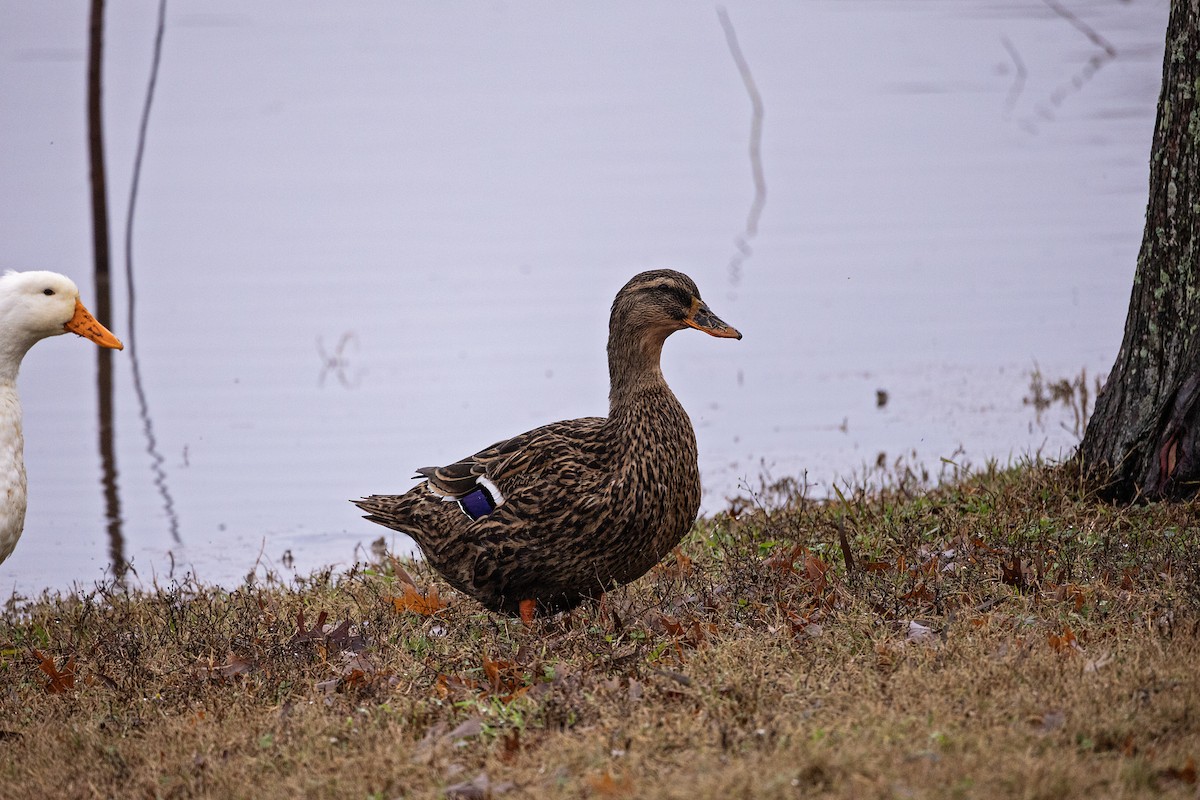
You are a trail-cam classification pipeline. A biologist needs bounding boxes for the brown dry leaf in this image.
[901,583,935,606]
[33,650,75,694]
[587,770,634,797]
[652,548,693,578]
[482,653,503,692]
[482,653,529,701]
[390,583,447,616]
[1036,709,1066,733]
[1158,758,1197,785]
[763,544,804,574]
[325,619,366,653]
[215,652,254,680]
[1001,554,1029,590]
[499,728,521,763]
[447,717,484,742]
[337,651,375,676]
[1049,583,1086,611]
[436,673,482,699]
[446,771,514,799]
[387,557,418,587]
[803,552,830,593]
[1120,566,1137,591]
[290,609,329,644]
[1048,627,1080,655]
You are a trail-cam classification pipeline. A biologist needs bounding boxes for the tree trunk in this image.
[1080,0,1200,499]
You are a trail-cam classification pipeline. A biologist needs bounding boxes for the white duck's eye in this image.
[42,289,54,296]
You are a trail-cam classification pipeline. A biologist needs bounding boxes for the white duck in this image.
[0,270,123,565]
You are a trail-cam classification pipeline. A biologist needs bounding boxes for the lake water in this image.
[0,0,1169,595]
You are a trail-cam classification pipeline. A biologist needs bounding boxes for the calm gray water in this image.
[0,0,1168,594]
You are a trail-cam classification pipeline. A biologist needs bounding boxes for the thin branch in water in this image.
[999,35,1027,116]
[1017,0,1118,130]
[1042,0,1117,58]
[716,6,766,287]
[125,0,180,544]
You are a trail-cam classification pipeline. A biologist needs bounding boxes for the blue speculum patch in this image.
[458,487,496,520]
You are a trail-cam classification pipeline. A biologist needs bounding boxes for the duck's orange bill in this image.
[684,298,742,340]
[64,298,124,350]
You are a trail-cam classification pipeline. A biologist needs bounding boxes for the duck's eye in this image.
[42,289,54,296]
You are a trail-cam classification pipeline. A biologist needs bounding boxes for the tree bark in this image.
[1080,0,1200,499]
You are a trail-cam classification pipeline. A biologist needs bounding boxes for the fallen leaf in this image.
[446,772,514,799]
[906,621,936,644]
[499,729,521,763]
[214,652,255,680]
[289,609,329,647]
[325,619,365,652]
[33,650,75,694]
[652,548,693,578]
[1158,758,1197,785]
[1036,709,1066,733]
[1048,628,1080,655]
[1001,554,1029,590]
[409,722,449,765]
[447,717,484,742]
[481,653,529,700]
[388,557,418,587]
[587,771,634,797]
[763,544,805,574]
[390,584,447,615]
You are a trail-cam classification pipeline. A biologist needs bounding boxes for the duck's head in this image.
[0,271,124,356]
[610,269,742,342]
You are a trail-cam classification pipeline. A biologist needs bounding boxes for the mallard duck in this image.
[0,270,123,565]
[354,269,741,620]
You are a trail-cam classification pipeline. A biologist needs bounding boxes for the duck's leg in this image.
[519,599,537,626]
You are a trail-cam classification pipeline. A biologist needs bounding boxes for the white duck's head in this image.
[0,270,123,380]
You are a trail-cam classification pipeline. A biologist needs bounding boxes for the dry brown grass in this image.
[2,462,1199,799]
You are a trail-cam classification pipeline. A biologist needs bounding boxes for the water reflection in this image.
[122,0,180,549]
[96,342,124,577]
[716,6,766,288]
[87,0,125,577]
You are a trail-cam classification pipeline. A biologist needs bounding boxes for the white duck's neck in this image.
[0,383,27,563]
[0,328,39,385]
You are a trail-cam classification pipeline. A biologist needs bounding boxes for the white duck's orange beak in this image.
[64,298,123,350]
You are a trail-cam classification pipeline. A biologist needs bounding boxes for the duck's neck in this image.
[0,383,26,562]
[0,329,37,386]
[607,324,672,415]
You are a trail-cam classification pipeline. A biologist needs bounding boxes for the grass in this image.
[2,461,1199,799]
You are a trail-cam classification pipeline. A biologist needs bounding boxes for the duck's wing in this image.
[416,416,608,512]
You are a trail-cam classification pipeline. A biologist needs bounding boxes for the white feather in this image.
[0,271,116,565]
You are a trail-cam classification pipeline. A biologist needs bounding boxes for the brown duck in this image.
[354,270,741,621]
